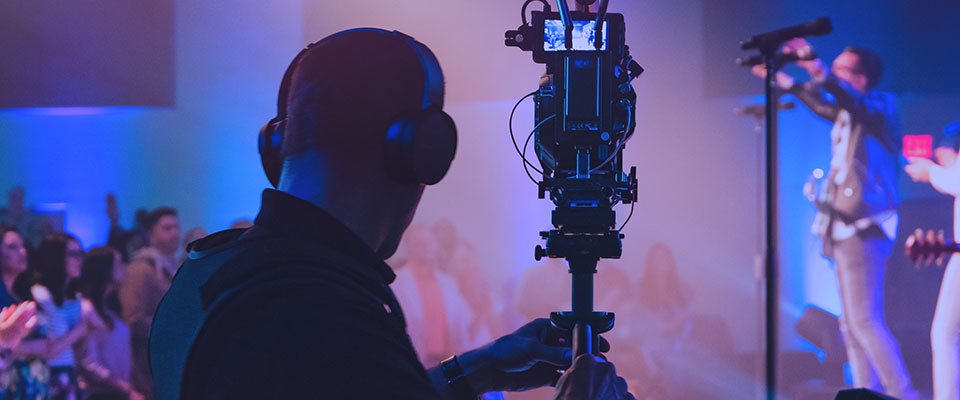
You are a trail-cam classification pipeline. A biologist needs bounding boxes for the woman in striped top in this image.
[12,233,96,400]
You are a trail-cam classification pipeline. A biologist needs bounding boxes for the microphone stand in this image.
[740,19,831,400]
[760,44,782,400]
[735,99,792,400]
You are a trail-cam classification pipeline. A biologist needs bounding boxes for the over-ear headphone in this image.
[258,29,458,188]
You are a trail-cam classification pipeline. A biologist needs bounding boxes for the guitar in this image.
[905,229,960,266]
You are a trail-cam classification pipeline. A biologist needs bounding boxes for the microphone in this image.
[735,101,796,117]
[740,17,832,51]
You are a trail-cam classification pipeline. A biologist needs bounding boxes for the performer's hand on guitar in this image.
[905,157,936,183]
[905,228,957,267]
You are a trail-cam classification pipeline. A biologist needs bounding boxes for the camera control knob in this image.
[535,245,547,261]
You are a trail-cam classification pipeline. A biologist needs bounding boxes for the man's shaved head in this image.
[282,29,436,161]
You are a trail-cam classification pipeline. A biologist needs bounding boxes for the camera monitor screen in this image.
[544,19,607,51]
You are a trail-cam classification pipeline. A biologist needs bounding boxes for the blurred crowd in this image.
[390,220,748,400]
[0,187,249,400]
[0,185,748,400]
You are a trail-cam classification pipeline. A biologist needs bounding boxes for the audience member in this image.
[118,207,180,400]
[76,247,143,400]
[27,233,91,400]
[432,218,502,335]
[620,243,692,399]
[636,243,691,327]
[620,243,745,399]
[0,226,49,400]
[0,226,29,308]
[392,224,490,367]
[0,302,38,369]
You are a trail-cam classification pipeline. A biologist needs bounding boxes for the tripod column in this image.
[569,256,598,356]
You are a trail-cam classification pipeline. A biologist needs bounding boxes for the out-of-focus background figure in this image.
[119,207,180,400]
[905,121,960,400]
[391,223,490,367]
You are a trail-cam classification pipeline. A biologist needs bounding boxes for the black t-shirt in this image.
[177,190,442,399]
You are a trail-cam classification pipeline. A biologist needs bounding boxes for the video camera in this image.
[504,0,642,357]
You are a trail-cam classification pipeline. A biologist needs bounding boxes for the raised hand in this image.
[106,193,120,225]
[905,157,936,183]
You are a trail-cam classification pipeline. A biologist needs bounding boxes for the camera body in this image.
[508,10,641,260]
[531,12,630,175]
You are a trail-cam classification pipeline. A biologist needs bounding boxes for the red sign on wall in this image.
[903,135,933,159]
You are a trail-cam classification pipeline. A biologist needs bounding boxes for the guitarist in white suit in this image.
[906,121,960,400]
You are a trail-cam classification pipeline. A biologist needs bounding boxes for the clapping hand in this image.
[0,302,38,349]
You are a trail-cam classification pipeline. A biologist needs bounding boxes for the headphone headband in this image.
[273,29,444,128]
[261,28,456,188]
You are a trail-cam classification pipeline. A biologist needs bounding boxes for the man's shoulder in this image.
[189,233,396,325]
[867,89,899,112]
[131,246,162,263]
[128,249,158,270]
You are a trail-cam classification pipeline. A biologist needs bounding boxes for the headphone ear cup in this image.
[384,109,457,185]
[258,118,285,188]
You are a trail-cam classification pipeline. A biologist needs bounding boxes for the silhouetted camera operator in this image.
[149,29,632,400]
